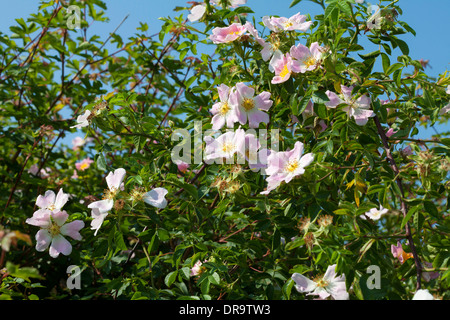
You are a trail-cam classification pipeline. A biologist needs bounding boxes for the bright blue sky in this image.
[0,0,449,143]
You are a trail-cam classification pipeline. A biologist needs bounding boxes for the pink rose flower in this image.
[75,158,94,171]
[325,85,374,126]
[26,210,84,258]
[210,23,247,44]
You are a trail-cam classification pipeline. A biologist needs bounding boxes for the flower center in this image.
[316,277,329,288]
[280,64,290,78]
[284,21,293,28]
[304,56,316,68]
[285,160,299,173]
[47,204,56,211]
[242,98,255,111]
[219,102,231,116]
[222,142,235,154]
[79,162,90,171]
[48,223,60,237]
[103,187,118,200]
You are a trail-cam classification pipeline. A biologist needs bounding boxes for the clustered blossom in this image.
[25,189,84,258]
[87,168,168,236]
[292,264,349,300]
[210,82,273,129]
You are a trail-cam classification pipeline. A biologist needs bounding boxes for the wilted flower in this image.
[26,210,84,258]
[391,241,413,264]
[292,264,349,300]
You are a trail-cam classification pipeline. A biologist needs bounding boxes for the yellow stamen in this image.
[242,98,255,111]
[280,64,290,78]
[102,187,118,200]
[49,223,60,237]
[304,56,316,69]
[285,160,299,173]
[222,143,235,154]
[218,102,231,116]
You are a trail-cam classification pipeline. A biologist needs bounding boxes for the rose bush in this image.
[0,0,449,300]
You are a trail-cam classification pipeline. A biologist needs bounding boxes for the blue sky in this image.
[0,0,449,143]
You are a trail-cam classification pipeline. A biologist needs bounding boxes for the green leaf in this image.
[96,153,107,171]
[5,262,44,282]
[289,0,302,8]
[165,271,178,288]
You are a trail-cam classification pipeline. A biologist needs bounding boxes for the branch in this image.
[373,115,423,290]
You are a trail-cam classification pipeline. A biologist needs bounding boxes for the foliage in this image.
[0,0,449,300]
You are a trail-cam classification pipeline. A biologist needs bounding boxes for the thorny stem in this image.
[373,115,422,290]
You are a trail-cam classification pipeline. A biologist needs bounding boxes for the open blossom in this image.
[75,158,94,171]
[34,188,69,216]
[210,23,247,44]
[325,85,374,126]
[292,264,349,300]
[263,13,312,33]
[270,51,296,84]
[261,141,314,195]
[204,128,246,162]
[364,204,388,220]
[210,84,239,130]
[391,241,413,264]
[230,82,273,128]
[290,42,325,73]
[88,168,126,236]
[70,110,91,129]
[26,210,84,258]
[143,187,169,209]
